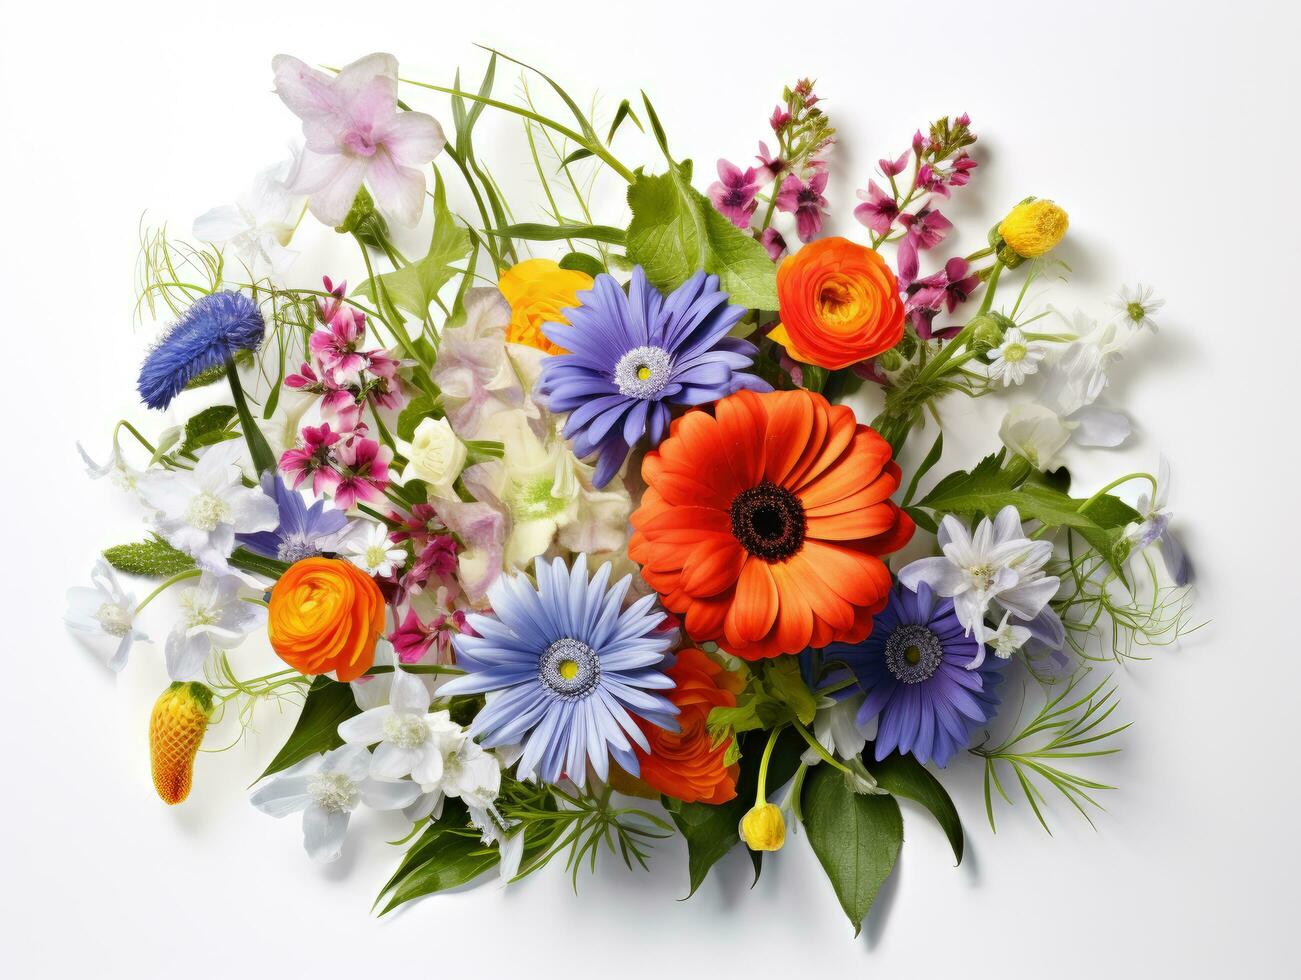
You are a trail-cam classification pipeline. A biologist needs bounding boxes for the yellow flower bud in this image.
[998,199,1069,259]
[739,802,786,852]
[149,682,214,805]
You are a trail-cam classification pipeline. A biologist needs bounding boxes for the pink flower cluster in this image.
[279,277,406,509]
[852,114,981,339]
[707,78,835,250]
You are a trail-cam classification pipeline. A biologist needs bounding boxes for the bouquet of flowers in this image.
[67,49,1197,931]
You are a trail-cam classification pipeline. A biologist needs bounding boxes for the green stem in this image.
[791,720,853,775]
[1078,472,1158,514]
[225,360,277,474]
[134,568,202,613]
[755,724,784,803]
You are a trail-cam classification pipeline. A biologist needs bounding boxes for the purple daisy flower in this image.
[826,581,1003,767]
[535,267,771,488]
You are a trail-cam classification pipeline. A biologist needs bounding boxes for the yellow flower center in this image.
[558,659,580,681]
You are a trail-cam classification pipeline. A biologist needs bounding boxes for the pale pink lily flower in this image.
[272,53,445,227]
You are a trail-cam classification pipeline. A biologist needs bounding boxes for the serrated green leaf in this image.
[396,392,442,442]
[866,751,963,864]
[258,676,358,781]
[102,535,196,577]
[626,166,779,311]
[802,764,903,935]
[179,405,237,456]
[354,169,470,317]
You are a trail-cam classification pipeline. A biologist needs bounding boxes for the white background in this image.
[2,0,1297,976]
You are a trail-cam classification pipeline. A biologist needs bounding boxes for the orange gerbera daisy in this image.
[629,388,914,660]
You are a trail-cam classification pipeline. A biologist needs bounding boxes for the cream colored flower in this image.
[398,417,467,498]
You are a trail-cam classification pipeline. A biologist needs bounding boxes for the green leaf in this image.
[395,392,442,442]
[228,548,291,580]
[559,252,607,278]
[607,98,643,143]
[667,728,803,898]
[102,535,196,577]
[354,169,470,317]
[901,431,943,507]
[802,764,903,935]
[640,92,672,163]
[763,658,817,726]
[559,147,594,168]
[866,752,963,864]
[378,827,498,915]
[258,676,359,781]
[626,165,779,311]
[179,405,237,456]
[490,222,626,245]
[916,452,1140,576]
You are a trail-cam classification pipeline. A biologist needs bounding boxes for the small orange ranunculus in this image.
[497,258,594,355]
[635,649,742,805]
[769,236,905,370]
[268,557,386,682]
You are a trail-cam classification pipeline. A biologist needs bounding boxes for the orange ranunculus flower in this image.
[497,258,594,355]
[268,557,386,682]
[635,649,743,804]
[769,236,905,370]
[629,388,914,661]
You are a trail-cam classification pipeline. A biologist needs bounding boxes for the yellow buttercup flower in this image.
[998,199,1069,259]
[497,258,594,355]
[149,682,214,805]
[739,802,786,851]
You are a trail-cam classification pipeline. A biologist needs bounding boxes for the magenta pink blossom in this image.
[389,605,472,664]
[853,180,900,237]
[310,305,369,385]
[280,423,343,497]
[776,170,829,243]
[761,227,788,262]
[770,106,791,132]
[880,150,910,178]
[896,206,954,283]
[273,52,446,227]
[332,432,392,510]
[707,159,762,229]
[755,141,788,184]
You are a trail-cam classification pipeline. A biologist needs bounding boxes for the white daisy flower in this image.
[344,522,406,578]
[987,327,1049,387]
[1112,283,1164,333]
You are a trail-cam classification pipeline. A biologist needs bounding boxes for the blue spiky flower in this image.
[440,555,679,787]
[137,291,265,409]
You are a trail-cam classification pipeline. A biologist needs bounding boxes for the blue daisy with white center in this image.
[535,266,771,488]
[440,554,679,787]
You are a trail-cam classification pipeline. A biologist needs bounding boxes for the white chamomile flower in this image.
[987,613,1033,660]
[65,560,148,671]
[249,745,420,863]
[1112,283,1164,333]
[337,668,463,784]
[405,734,505,824]
[344,522,406,578]
[165,572,265,681]
[987,327,1048,387]
[136,441,279,579]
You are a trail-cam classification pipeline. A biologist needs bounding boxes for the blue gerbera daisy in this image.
[535,267,771,488]
[825,581,1004,767]
[440,554,679,787]
[137,291,265,409]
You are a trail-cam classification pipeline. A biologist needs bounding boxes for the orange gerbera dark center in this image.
[729,481,806,561]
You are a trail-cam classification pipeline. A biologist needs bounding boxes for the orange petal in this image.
[725,558,779,645]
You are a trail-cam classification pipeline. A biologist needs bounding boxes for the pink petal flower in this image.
[880,151,910,177]
[707,159,761,229]
[272,53,445,227]
[853,180,900,237]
